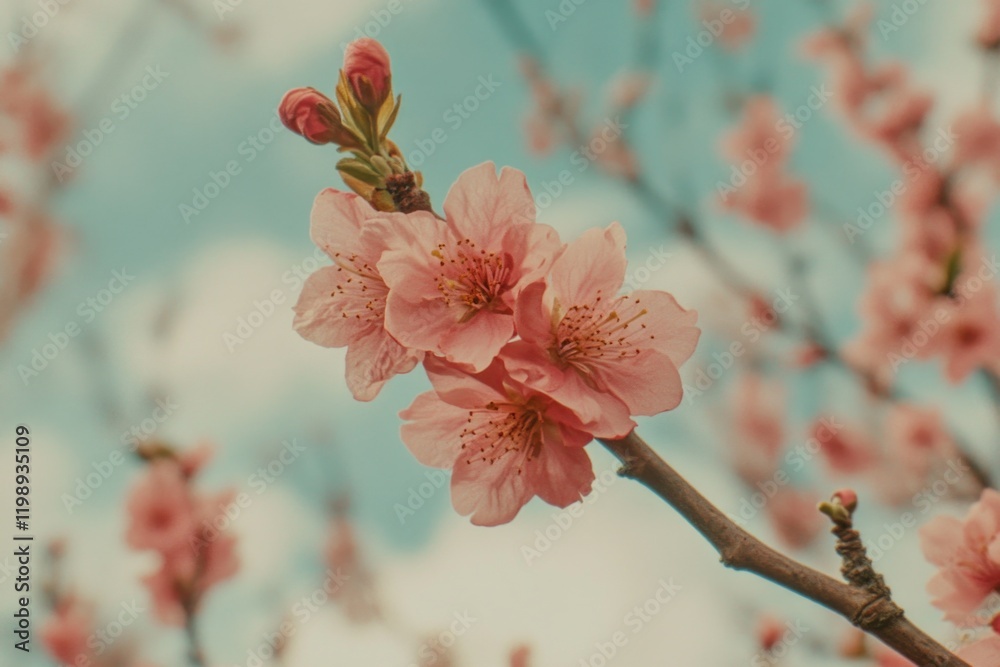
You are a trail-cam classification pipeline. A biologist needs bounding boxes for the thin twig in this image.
[598,430,970,667]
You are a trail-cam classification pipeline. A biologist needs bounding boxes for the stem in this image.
[183,609,207,667]
[597,430,970,667]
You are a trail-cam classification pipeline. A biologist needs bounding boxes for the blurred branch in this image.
[483,0,995,490]
[599,430,971,667]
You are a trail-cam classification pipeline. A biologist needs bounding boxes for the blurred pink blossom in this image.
[959,636,1000,666]
[920,488,1000,624]
[766,488,824,551]
[41,596,94,666]
[730,373,785,485]
[814,420,877,475]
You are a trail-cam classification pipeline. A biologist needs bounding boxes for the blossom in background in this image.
[378,162,561,371]
[953,105,1000,174]
[754,613,786,653]
[125,459,196,553]
[509,645,532,667]
[978,0,1000,49]
[814,419,877,476]
[293,190,422,401]
[730,372,786,486]
[700,2,755,51]
[845,252,940,383]
[765,488,824,550]
[884,404,955,476]
[718,96,809,232]
[41,596,94,666]
[919,488,1000,624]
[519,56,581,157]
[958,636,1000,666]
[934,283,1000,383]
[125,446,239,625]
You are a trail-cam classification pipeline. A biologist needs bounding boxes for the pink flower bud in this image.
[278,87,346,145]
[756,614,785,652]
[343,38,392,111]
[832,488,858,512]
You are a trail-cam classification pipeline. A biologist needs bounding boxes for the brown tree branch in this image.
[598,430,970,667]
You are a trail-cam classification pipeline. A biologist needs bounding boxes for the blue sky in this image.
[2,0,998,664]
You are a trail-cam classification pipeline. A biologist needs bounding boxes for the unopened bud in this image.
[343,38,392,113]
[279,87,359,148]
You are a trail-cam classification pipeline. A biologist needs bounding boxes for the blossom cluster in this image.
[291,161,700,525]
[718,95,810,232]
[282,39,700,526]
[0,63,70,344]
[124,443,239,625]
[801,6,1000,387]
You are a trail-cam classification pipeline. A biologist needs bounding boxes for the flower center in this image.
[459,400,543,473]
[332,251,388,326]
[551,292,651,370]
[431,239,514,322]
[956,324,983,346]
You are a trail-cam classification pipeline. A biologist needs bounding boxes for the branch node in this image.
[384,172,432,213]
[821,491,905,630]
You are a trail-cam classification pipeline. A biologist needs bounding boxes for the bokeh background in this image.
[2,0,999,665]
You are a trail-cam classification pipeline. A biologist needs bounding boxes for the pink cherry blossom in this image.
[919,488,1000,624]
[766,488,824,551]
[502,222,699,427]
[399,357,600,526]
[142,492,240,625]
[953,106,1000,171]
[814,419,877,475]
[862,76,933,159]
[720,96,792,165]
[959,636,1000,666]
[700,3,755,51]
[378,162,561,372]
[978,0,1000,49]
[845,252,940,379]
[125,459,196,553]
[41,596,93,665]
[933,282,1000,383]
[509,644,532,667]
[293,189,422,400]
[885,404,956,477]
[719,96,809,231]
[755,613,785,652]
[730,373,785,485]
[126,453,240,626]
